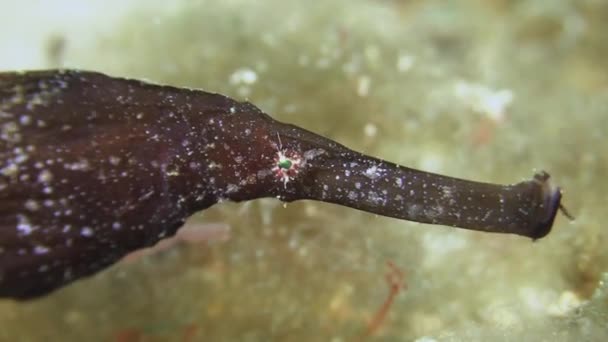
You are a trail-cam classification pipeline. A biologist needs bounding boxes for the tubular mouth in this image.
[530,172,569,240]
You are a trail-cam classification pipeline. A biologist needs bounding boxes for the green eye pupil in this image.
[278,159,292,169]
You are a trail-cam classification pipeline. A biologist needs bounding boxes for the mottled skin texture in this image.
[0,70,563,300]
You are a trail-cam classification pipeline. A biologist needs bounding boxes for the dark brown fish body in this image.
[0,70,565,300]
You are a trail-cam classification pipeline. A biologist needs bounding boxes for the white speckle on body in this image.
[367,191,385,205]
[395,177,403,187]
[34,245,50,255]
[408,204,421,218]
[16,215,33,235]
[108,156,121,165]
[1,163,18,177]
[364,165,381,180]
[64,159,90,171]
[303,148,325,161]
[226,184,239,194]
[24,199,40,211]
[19,115,32,125]
[81,227,94,237]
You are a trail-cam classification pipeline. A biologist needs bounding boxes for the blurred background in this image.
[0,0,607,341]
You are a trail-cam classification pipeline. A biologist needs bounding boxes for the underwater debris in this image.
[112,323,198,342]
[364,261,407,337]
[120,222,230,264]
[0,70,568,300]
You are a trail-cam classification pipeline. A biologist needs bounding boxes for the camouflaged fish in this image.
[0,70,566,300]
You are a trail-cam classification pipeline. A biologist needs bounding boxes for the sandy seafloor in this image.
[0,0,607,341]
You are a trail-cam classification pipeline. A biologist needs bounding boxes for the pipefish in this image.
[0,70,570,300]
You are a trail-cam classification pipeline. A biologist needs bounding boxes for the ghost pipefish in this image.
[0,70,568,300]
